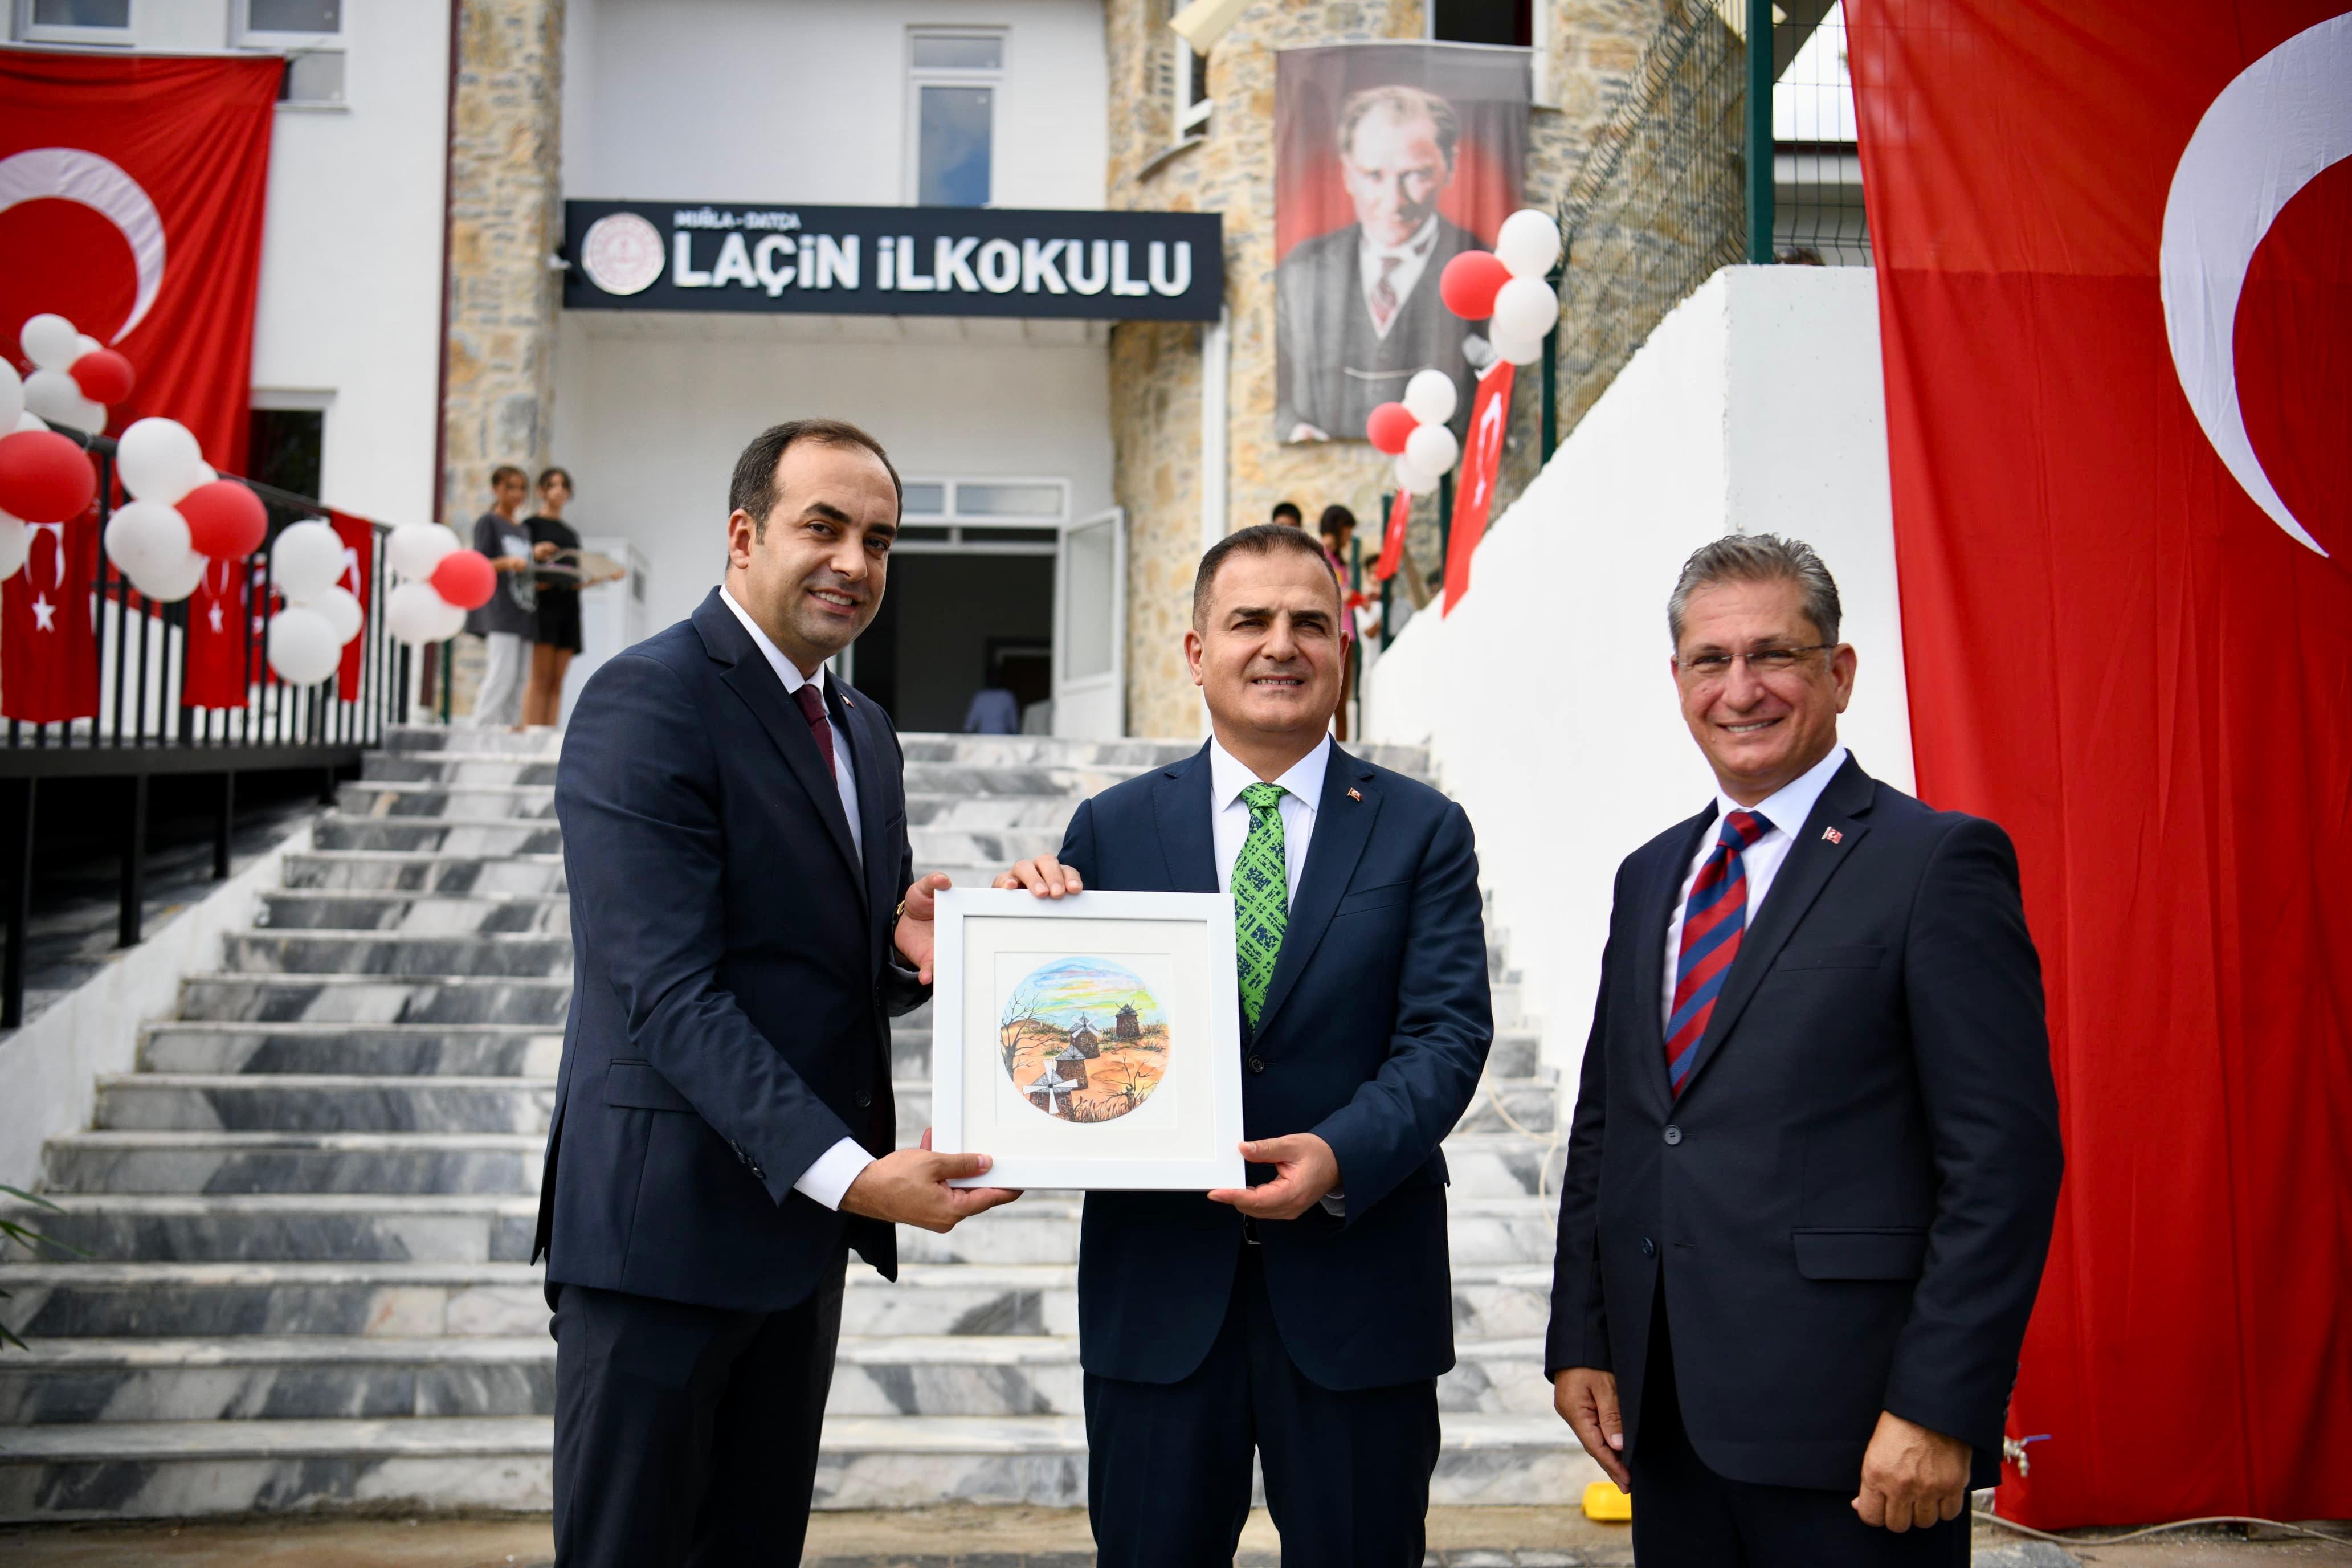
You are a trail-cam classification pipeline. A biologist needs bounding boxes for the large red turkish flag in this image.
[1848,0,2352,1529]
[0,50,280,473]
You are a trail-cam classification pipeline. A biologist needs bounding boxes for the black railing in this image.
[1,426,413,1026]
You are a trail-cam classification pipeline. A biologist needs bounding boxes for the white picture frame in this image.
[932,887,1244,1190]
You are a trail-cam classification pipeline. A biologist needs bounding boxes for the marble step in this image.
[0,1194,543,1264]
[903,794,1088,830]
[258,889,570,935]
[178,973,570,1026]
[383,724,564,757]
[1452,1081,1560,1136]
[907,827,1068,867]
[0,1410,1587,1520]
[337,783,556,820]
[361,753,559,787]
[140,1022,564,1078]
[218,931,573,978]
[1439,1134,1569,1198]
[281,851,566,895]
[43,1131,546,1195]
[311,817,563,855]
[92,1075,557,1135]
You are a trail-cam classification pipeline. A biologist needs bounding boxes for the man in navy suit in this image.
[997,523,1493,1567]
[1547,534,2063,1565]
[541,420,1016,1567]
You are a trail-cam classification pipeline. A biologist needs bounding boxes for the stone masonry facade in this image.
[1104,0,1666,737]
[440,0,566,717]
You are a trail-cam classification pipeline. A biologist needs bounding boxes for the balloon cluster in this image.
[257,519,371,684]
[1438,209,1564,366]
[97,416,275,604]
[1365,369,1464,498]
[383,522,495,645]
[0,358,100,582]
[17,313,134,435]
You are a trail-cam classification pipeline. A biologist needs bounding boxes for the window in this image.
[908,28,1003,206]
[1174,34,1211,139]
[234,0,346,107]
[16,0,132,45]
[1430,0,1533,46]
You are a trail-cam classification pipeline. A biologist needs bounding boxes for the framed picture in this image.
[931,887,1245,1190]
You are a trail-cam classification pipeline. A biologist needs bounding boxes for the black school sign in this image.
[562,201,1223,323]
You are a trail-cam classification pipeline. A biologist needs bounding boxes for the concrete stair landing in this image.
[0,725,1591,1520]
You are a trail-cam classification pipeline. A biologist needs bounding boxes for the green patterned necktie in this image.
[1234,782,1289,1026]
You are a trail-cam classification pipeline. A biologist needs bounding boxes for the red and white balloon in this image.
[19,313,133,436]
[1365,368,1464,498]
[99,417,216,602]
[1439,209,1563,367]
[263,519,368,685]
[383,522,485,645]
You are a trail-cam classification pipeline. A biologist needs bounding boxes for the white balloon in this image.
[20,314,79,372]
[387,580,467,644]
[0,361,21,430]
[1404,421,1460,475]
[1402,368,1459,427]
[386,522,460,582]
[1490,276,1560,342]
[1493,328,1547,366]
[115,418,207,503]
[267,606,343,685]
[313,585,364,644]
[104,500,192,582]
[22,369,83,424]
[1394,455,1440,498]
[0,512,27,579]
[72,333,103,361]
[63,393,108,434]
[14,411,47,434]
[271,520,345,601]
[130,547,207,603]
[1495,209,1562,279]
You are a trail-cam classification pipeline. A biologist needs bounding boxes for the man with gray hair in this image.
[1546,534,2064,1565]
[1275,82,1484,442]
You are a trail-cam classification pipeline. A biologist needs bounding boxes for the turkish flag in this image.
[0,50,280,472]
[181,556,255,710]
[328,510,373,703]
[1849,0,2352,1528]
[1370,487,1411,582]
[1442,361,1513,614]
[1,513,101,723]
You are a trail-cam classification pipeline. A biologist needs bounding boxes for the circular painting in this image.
[999,956,1170,1124]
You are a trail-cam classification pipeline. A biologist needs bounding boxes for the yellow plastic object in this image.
[1582,1480,1634,1521]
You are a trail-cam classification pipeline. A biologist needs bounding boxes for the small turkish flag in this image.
[182,556,255,710]
[1,513,101,724]
[329,510,374,702]
[1443,360,1514,614]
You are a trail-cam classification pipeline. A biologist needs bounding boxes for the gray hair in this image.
[1337,84,1460,167]
[1667,533,1843,647]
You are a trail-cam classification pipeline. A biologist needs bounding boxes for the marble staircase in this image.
[0,727,1594,1521]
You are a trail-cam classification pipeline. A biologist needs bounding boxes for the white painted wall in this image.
[1362,266,1911,1072]
[562,0,1108,211]
[546,316,1116,638]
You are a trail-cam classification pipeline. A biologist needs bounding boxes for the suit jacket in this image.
[1058,742,1492,1391]
[534,587,927,1313]
[1275,217,1485,442]
[1545,755,2063,1491]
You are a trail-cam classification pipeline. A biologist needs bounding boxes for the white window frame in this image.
[14,0,133,46]
[1174,34,1211,139]
[904,26,1007,207]
[232,0,347,108]
[892,475,1070,553]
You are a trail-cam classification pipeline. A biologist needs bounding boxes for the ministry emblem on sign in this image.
[578,211,665,296]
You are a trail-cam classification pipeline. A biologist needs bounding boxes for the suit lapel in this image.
[840,688,887,920]
[697,592,862,888]
[1675,756,1877,1102]
[1640,806,1719,1102]
[1253,752,1379,1043]
[1150,746,1219,895]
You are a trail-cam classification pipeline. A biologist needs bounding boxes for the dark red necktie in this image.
[791,681,834,774]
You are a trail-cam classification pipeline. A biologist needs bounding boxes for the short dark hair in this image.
[489,464,528,489]
[1270,500,1303,525]
[1191,524,1341,630]
[537,466,572,492]
[1317,505,1357,541]
[729,419,902,537]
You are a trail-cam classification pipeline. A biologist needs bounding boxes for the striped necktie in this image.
[1665,808,1773,1095]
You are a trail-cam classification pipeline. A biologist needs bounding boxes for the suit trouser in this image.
[1083,1244,1441,1568]
[1630,1288,1970,1568]
[469,631,528,728]
[550,1253,846,1568]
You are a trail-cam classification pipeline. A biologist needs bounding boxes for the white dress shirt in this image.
[1660,745,1850,1036]
[718,585,873,1210]
[1208,734,1329,899]
[1357,214,1441,341]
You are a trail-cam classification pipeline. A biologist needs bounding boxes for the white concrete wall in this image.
[546,317,1115,638]
[562,0,1108,210]
[1362,266,1911,1072]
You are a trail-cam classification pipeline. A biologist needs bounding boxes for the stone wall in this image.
[440,0,567,717]
[1102,0,1667,732]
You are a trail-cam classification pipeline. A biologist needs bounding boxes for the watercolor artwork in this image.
[999,956,1171,1124]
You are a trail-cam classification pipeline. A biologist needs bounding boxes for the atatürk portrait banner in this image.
[1274,43,1529,445]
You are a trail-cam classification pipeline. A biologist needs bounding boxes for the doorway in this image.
[852,551,1056,732]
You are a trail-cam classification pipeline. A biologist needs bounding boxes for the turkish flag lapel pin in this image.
[1822,826,1843,844]
[1346,787,1362,802]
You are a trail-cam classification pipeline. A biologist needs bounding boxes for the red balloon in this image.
[1439,250,1512,321]
[0,429,98,522]
[69,349,136,406]
[179,480,270,559]
[430,549,496,610]
[1365,402,1418,455]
